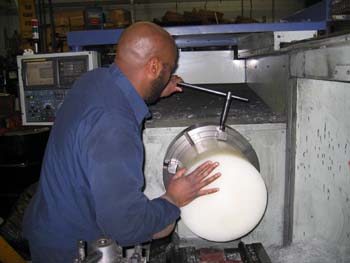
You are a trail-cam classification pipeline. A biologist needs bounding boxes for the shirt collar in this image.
[109,64,150,124]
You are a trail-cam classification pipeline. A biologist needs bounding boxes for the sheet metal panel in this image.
[294,78,350,256]
[246,55,289,113]
[237,31,317,58]
[143,123,286,247]
[175,51,245,84]
[290,37,350,82]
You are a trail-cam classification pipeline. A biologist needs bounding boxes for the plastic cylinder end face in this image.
[180,150,267,242]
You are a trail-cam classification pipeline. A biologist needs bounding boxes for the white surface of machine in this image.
[17,51,99,125]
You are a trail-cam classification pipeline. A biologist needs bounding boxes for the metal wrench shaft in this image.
[177,82,249,102]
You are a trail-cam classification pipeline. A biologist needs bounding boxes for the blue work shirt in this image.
[23,64,180,262]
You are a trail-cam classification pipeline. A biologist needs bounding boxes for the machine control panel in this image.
[24,89,68,123]
[17,51,99,125]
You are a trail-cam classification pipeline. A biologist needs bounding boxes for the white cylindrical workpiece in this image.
[181,149,267,242]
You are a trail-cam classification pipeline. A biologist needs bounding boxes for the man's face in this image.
[145,46,177,104]
[145,64,170,104]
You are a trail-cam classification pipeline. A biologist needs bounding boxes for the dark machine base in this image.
[150,240,272,263]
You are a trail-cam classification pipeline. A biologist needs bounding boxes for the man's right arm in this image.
[162,161,221,207]
[84,112,180,246]
[152,223,175,239]
[152,161,221,240]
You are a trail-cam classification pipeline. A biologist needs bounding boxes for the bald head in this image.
[114,22,178,103]
[115,22,177,70]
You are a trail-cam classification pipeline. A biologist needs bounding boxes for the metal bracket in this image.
[164,158,182,175]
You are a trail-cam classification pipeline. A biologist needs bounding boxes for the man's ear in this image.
[146,57,162,79]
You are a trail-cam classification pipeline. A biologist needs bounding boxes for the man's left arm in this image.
[160,75,183,98]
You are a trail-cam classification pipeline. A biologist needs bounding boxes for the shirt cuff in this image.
[153,196,181,222]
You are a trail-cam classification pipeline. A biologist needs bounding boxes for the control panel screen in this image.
[26,61,54,86]
[59,59,87,87]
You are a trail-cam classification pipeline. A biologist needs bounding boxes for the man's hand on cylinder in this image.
[160,75,183,98]
[163,161,221,207]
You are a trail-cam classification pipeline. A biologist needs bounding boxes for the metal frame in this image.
[67,0,331,51]
[284,77,298,246]
[68,22,327,51]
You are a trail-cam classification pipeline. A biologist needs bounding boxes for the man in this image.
[23,22,221,262]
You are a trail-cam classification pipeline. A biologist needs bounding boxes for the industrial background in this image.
[0,0,350,262]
